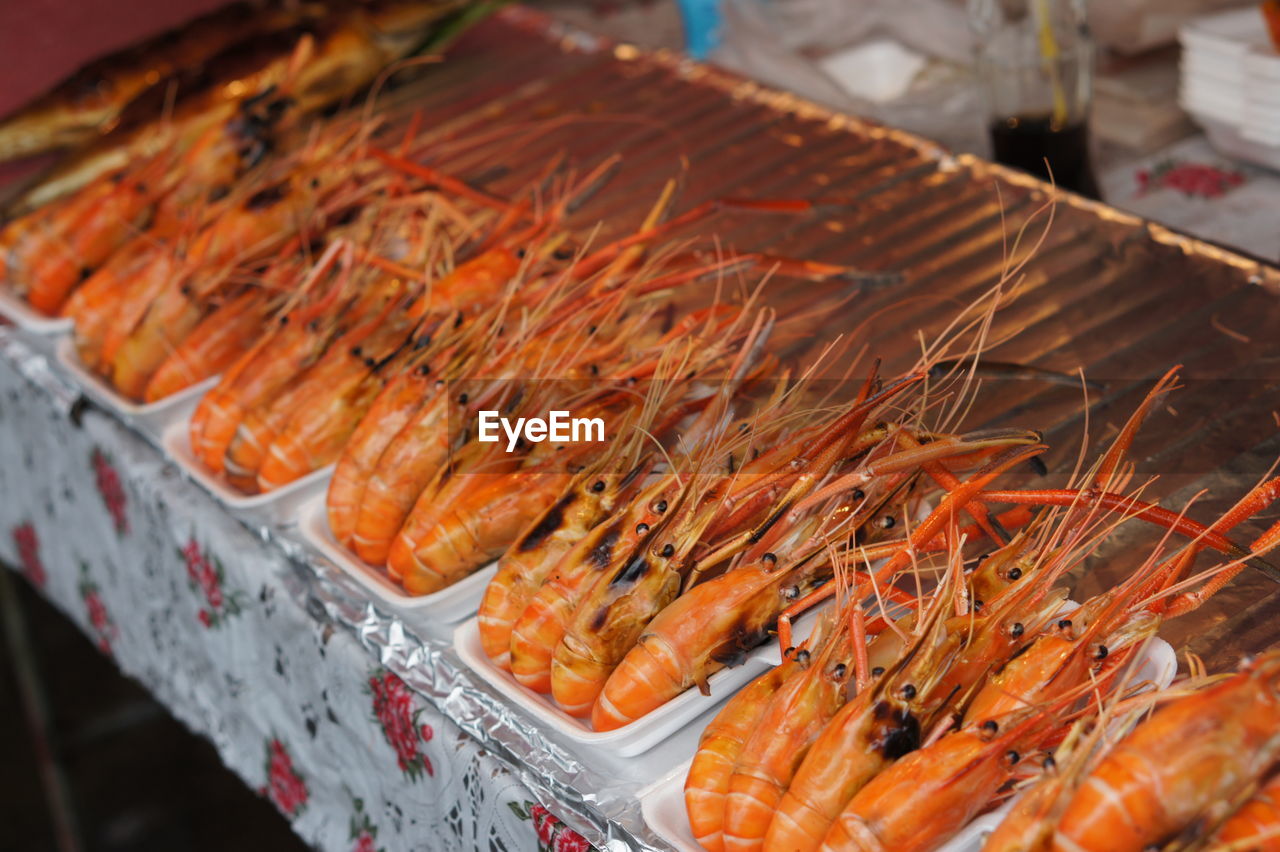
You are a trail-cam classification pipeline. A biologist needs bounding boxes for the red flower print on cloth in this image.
[179,537,243,629]
[91,448,129,535]
[508,801,597,852]
[348,797,383,852]
[78,563,117,655]
[553,829,591,852]
[1136,160,1245,199]
[12,522,45,588]
[531,805,559,845]
[368,668,434,780]
[262,738,308,817]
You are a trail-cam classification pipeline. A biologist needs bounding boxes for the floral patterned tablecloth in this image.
[1100,133,1280,265]
[0,332,596,852]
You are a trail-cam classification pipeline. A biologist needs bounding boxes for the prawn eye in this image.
[833,663,847,678]
[973,600,985,611]
[981,720,999,735]
[1043,755,1057,770]
[591,480,606,492]
[784,646,796,658]
[851,488,865,501]
[457,393,468,404]
[553,246,574,261]
[1006,750,1021,765]
[1007,566,1023,580]
[1094,645,1109,661]
[782,585,800,600]
[795,650,811,665]
[655,500,668,513]
[636,523,650,535]
[1057,618,1073,631]
[660,543,675,557]
[900,684,916,700]
[762,552,777,564]
[1010,622,1025,639]
[871,666,885,677]
[515,247,528,259]
[880,515,896,529]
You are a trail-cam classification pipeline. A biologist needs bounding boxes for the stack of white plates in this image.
[1179,7,1280,167]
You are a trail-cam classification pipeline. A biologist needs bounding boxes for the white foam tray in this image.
[162,420,332,523]
[1179,7,1271,55]
[299,494,495,621]
[1190,110,1280,171]
[638,759,1013,852]
[1246,48,1280,83]
[57,337,217,436]
[638,632,1176,852]
[0,288,74,334]
[455,609,821,759]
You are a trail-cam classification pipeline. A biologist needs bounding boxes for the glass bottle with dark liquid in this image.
[989,114,1102,199]
[970,0,1103,201]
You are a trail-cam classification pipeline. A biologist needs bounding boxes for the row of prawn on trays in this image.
[5,66,1280,852]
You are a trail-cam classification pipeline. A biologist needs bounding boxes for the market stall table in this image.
[3,7,1280,852]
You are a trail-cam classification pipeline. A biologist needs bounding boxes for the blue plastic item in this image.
[675,0,722,58]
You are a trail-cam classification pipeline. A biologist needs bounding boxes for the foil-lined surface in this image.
[397,6,1280,663]
[3,6,1280,851]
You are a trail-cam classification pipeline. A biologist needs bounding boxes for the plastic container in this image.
[0,289,74,334]
[161,421,332,523]
[638,632,1178,851]
[57,337,216,437]
[454,609,821,759]
[298,495,495,622]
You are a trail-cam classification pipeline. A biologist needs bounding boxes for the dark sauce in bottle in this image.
[990,114,1102,200]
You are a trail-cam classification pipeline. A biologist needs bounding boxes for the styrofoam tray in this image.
[298,494,495,621]
[57,337,216,436]
[455,609,821,759]
[1243,112,1280,134]
[1179,7,1271,55]
[162,420,332,522]
[638,632,1176,852]
[1242,123,1280,145]
[1191,110,1280,171]
[1180,95,1237,127]
[1180,76,1245,104]
[0,288,74,334]
[1180,91,1243,125]
[1245,48,1280,83]
[1179,54,1244,85]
